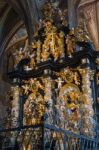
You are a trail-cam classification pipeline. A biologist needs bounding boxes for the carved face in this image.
[44,21,52,30]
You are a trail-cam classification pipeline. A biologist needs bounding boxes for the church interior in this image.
[0,0,99,149]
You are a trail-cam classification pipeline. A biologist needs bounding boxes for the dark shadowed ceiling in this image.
[0,1,7,17]
[0,0,69,58]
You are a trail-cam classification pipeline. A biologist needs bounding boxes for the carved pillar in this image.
[95,56,99,126]
[44,73,53,124]
[11,86,20,144]
[11,86,20,127]
[78,0,99,50]
[79,58,95,137]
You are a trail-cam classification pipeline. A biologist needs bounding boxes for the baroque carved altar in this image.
[3,1,99,149]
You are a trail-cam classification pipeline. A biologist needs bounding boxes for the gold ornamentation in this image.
[66,35,74,57]
[89,70,95,80]
[75,24,90,42]
[65,28,76,57]
[59,83,80,98]
[97,73,99,85]
[65,71,74,83]
[42,21,63,61]
[56,68,80,85]
[6,1,95,140]
[96,58,99,65]
[58,83,81,133]
[36,40,41,63]
[79,67,94,136]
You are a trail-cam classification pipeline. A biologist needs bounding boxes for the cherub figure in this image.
[56,77,64,89]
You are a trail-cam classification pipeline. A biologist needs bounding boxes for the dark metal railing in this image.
[0,122,99,150]
[44,124,99,150]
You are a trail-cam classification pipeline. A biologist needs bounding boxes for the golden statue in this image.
[13,48,24,67]
[42,20,66,61]
[66,35,74,57]
[58,31,65,59]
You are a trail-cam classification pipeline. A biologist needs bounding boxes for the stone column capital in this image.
[78,0,98,8]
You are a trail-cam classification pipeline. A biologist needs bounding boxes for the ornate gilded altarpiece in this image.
[2,1,99,149]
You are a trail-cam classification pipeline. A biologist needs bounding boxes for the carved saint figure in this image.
[66,35,74,57]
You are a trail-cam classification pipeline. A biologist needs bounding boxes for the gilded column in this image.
[10,86,20,144]
[79,59,95,137]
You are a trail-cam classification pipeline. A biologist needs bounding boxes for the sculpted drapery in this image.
[78,0,99,50]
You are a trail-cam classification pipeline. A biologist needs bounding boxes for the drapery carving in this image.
[78,0,99,50]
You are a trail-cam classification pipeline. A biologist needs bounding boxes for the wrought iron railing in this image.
[0,122,99,150]
[43,124,99,150]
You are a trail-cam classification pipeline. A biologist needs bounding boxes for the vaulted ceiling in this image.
[0,1,7,16]
[0,0,22,57]
[0,0,44,58]
[2,0,98,58]
[0,1,67,60]
[0,0,78,58]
